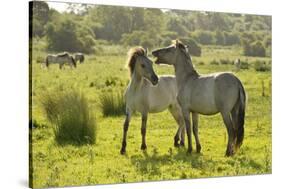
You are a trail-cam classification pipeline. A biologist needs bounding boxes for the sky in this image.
[47,1,68,13]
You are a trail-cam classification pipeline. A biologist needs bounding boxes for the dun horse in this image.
[120,47,188,155]
[45,52,76,69]
[152,40,246,156]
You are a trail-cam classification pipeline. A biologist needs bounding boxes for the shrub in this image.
[120,30,156,49]
[36,56,45,64]
[242,40,266,57]
[41,90,97,145]
[240,60,249,69]
[251,41,266,57]
[100,91,125,116]
[223,32,240,45]
[220,58,232,65]
[254,60,271,72]
[192,30,215,45]
[210,59,219,65]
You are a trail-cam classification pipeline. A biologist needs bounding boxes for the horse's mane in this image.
[172,40,199,76]
[57,52,70,57]
[126,47,146,77]
[171,40,192,61]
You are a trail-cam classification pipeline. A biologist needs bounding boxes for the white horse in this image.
[45,52,76,69]
[120,47,187,155]
[152,40,246,156]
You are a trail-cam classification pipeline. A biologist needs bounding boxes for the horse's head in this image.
[152,40,188,65]
[127,47,158,85]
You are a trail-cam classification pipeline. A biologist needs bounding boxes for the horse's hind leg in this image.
[231,108,239,147]
[168,105,185,147]
[221,112,235,156]
[192,112,201,153]
[141,113,148,150]
[120,111,132,155]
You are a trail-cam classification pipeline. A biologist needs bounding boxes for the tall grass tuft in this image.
[41,90,97,145]
[100,91,125,116]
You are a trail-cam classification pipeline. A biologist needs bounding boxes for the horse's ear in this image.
[175,39,179,47]
[145,48,148,55]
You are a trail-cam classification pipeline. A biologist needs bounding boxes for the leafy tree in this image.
[242,40,266,57]
[166,17,187,36]
[224,32,240,45]
[251,41,266,57]
[30,1,49,37]
[209,13,229,31]
[46,17,95,53]
[215,30,225,45]
[192,30,214,45]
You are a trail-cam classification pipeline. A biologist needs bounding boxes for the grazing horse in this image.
[120,47,187,155]
[152,40,246,156]
[74,53,85,64]
[45,52,76,69]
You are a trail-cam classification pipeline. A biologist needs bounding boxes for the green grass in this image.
[40,89,97,145]
[99,91,126,117]
[30,45,272,188]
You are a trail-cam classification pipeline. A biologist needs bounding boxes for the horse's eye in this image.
[141,64,145,68]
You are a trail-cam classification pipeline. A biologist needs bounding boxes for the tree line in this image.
[30,1,271,57]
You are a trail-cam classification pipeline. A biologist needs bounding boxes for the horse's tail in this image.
[234,79,246,149]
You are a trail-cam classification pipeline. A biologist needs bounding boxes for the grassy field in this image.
[30,45,272,188]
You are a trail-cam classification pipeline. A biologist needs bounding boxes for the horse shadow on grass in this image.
[130,147,213,176]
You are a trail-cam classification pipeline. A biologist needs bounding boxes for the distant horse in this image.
[120,47,187,155]
[152,40,246,156]
[74,53,85,64]
[45,52,76,69]
[234,58,241,72]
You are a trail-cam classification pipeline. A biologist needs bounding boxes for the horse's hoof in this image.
[120,148,126,155]
[225,149,234,157]
[141,144,147,150]
[196,144,201,153]
[180,141,185,147]
[187,148,192,154]
[174,142,180,148]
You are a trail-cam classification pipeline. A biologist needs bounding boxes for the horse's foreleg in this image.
[120,112,131,155]
[141,113,148,151]
[192,112,201,153]
[182,109,192,154]
[221,112,235,156]
[168,105,184,147]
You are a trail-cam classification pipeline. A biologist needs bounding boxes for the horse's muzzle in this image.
[151,74,159,85]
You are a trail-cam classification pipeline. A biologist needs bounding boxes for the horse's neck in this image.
[129,72,144,92]
[174,54,199,88]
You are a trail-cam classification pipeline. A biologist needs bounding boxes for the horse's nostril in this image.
[153,75,159,83]
[152,51,157,56]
